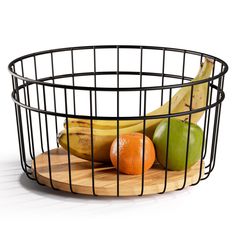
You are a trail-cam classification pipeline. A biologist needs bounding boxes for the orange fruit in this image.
[110,133,156,175]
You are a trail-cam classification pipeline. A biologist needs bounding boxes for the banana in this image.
[66,59,212,130]
[58,127,115,163]
[64,118,128,129]
[59,58,213,162]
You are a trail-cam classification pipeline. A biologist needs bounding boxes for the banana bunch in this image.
[58,59,213,163]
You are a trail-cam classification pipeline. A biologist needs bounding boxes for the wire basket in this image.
[9,45,228,197]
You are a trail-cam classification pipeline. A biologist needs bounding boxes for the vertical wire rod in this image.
[202,59,216,159]
[71,49,76,115]
[191,80,211,185]
[11,67,27,173]
[200,53,203,64]
[33,56,45,153]
[181,51,186,84]
[93,47,98,116]
[191,53,207,184]
[116,46,120,197]
[139,47,143,116]
[210,65,224,172]
[64,88,74,193]
[50,52,59,147]
[89,90,96,196]
[178,85,194,190]
[210,65,226,171]
[42,84,55,189]
[21,60,34,160]
[159,87,172,194]
[160,48,166,106]
[25,76,39,181]
[15,78,31,169]
[139,89,146,196]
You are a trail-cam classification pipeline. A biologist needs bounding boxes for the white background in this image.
[0,0,235,235]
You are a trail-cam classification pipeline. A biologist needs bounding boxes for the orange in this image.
[110,133,156,175]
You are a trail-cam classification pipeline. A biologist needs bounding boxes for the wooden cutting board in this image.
[32,148,204,196]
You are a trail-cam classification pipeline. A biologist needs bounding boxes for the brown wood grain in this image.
[32,148,204,196]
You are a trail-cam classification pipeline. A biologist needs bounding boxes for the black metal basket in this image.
[9,45,228,197]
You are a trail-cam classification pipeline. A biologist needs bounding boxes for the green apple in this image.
[153,118,203,171]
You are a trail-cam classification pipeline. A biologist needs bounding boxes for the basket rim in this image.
[11,83,225,119]
[8,45,229,92]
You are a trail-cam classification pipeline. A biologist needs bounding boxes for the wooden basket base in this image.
[31,148,204,196]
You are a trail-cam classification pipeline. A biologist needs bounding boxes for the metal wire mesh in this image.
[9,45,228,196]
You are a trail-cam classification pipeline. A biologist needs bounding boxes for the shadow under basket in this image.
[9,45,228,197]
